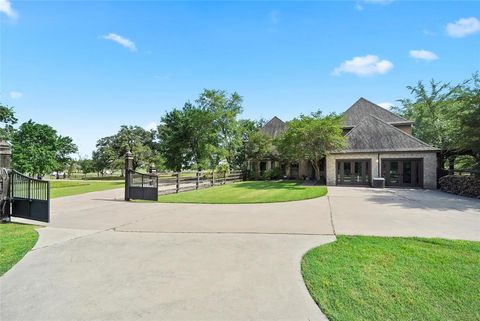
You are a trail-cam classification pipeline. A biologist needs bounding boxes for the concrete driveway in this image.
[1,186,479,321]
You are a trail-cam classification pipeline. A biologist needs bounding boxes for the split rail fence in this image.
[157,170,243,195]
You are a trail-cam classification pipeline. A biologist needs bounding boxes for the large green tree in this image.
[277,112,346,180]
[12,120,77,177]
[158,89,244,171]
[0,103,17,141]
[393,74,480,169]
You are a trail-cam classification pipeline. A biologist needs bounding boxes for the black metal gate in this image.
[126,170,158,201]
[9,170,50,223]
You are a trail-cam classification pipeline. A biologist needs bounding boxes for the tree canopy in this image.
[277,112,346,179]
[11,120,77,177]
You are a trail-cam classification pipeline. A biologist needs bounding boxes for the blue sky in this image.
[1,0,479,156]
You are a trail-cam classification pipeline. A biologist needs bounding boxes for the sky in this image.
[1,0,479,156]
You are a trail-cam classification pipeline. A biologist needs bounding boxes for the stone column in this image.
[124,151,133,201]
[0,141,11,169]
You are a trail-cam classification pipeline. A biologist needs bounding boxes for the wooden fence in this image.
[157,170,243,195]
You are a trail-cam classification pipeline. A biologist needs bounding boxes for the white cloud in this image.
[0,0,17,19]
[332,55,393,77]
[356,0,393,10]
[378,102,393,109]
[269,10,280,25]
[9,91,23,99]
[144,122,157,131]
[446,17,480,38]
[102,33,137,51]
[409,49,439,61]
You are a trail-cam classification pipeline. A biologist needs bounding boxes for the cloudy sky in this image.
[1,0,479,155]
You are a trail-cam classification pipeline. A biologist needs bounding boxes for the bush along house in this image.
[252,98,439,188]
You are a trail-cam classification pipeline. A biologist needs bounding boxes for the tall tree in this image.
[0,103,18,141]
[458,73,480,166]
[277,112,346,180]
[12,120,77,177]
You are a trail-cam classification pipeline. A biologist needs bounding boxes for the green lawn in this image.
[158,181,327,204]
[50,180,124,198]
[302,236,480,321]
[0,223,39,276]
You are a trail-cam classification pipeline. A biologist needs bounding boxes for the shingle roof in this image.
[332,115,439,153]
[343,97,410,126]
[260,116,287,139]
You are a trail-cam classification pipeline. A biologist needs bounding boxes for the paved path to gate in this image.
[1,186,479,321]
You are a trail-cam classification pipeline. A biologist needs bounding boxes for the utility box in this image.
[373,177,385,188]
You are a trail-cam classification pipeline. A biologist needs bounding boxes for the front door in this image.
[382,159,422,187]
[336,160,371,185]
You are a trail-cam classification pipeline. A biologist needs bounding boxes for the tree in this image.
[94,126,158,172]
[0,103,18,141]
[78,158,94,178]
[458,73,480,166]
[277,112,346,180]
[393,75,479,170]
[11,120,77,177]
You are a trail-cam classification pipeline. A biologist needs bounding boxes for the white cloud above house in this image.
[332,55,394,77]
[9,91,23,99]
[446,17,480,38]
[102,33,137,51]
[0,0,17,19]
[378,102,394,109]
[409,49,439,61]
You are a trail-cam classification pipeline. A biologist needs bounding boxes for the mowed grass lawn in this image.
[0,223,39,276]
[158,181,327,204]
[302,236,480,321]
[50,180,124,198]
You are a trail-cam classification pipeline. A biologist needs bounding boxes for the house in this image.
[251,98,439,189]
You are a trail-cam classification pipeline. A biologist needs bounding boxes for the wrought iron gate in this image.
[126,170,158,201]
[9,170,50,223]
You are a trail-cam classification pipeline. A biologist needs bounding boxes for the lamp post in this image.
[242,133,249,181]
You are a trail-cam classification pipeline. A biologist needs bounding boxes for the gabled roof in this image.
[333,115,439,153]
[260,116,287,139]
[343,97,411,127]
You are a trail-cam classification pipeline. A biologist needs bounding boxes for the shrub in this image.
[262,167,282,180]
[439,175,480,198]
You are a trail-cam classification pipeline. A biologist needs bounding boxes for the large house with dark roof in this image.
[253,98,439,189]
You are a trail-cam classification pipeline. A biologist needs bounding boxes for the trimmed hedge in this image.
[439,175,480,198]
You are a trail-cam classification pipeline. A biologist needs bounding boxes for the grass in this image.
[50,180,124,198]
[158,180,327,204]
[301,236,480,321]
[0,223,39,276]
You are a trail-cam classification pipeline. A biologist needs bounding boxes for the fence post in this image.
[196,171,200,190]
[176,172,180,193]
[124,151,133,201]
[223,171,226,185]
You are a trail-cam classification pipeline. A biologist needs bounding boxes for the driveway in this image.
[1,186,479,321]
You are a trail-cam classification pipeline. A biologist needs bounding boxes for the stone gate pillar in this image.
[0,141,11,169]
[124,151,133,201]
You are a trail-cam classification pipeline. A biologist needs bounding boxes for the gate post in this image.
[0,141,11,222]
[124,151,133,201]
[196,171,200,190]
[175,172,180,193]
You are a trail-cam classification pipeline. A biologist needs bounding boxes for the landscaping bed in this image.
[0,223,39,276]
[302,236,480,321]
[158,180,327,204]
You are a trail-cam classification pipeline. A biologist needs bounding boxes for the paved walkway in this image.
[1,186,479,321]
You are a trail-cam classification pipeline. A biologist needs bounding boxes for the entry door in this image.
[382,159,422,187]
[336,160,370,185]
